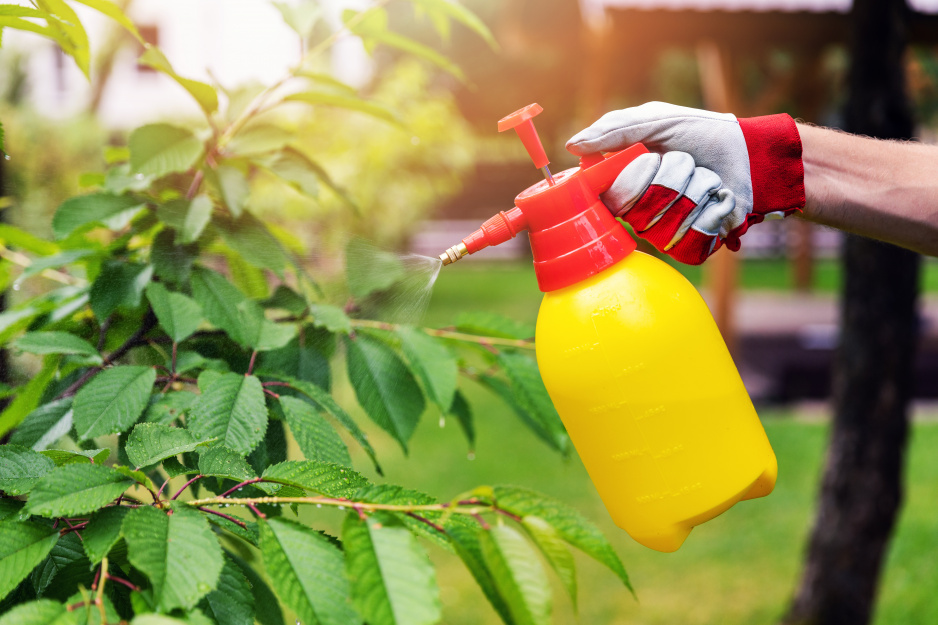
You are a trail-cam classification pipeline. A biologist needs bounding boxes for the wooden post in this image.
[696,41,740,353]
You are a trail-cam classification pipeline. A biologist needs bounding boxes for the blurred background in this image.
[3,0,938,622]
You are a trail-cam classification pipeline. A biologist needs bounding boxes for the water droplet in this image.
[467,452,476,461]
[11,283,20,291]
[134,173,144,179]
[439,416,446,428]
[237,487,242,491]
[338,506,345,511]
[316,504,322,508]
[4,155,10,161]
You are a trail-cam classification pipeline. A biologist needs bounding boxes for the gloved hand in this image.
[566,102,805,264]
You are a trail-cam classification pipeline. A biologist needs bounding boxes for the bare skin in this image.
[798,123,938,256]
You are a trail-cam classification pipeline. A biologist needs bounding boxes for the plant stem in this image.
[186,495,490,517]
[247,350,258,375]
[350,319,535,351]
[198,506,248,528]
[406,511,447,534]
[186,169,204,200]
[218,477,264,498]
[171,474,204,500]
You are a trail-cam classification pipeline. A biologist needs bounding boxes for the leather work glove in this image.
[566,102,806,265]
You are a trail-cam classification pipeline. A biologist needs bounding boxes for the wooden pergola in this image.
[575,0,938,348]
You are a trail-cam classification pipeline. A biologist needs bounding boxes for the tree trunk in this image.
[783,0,922,623]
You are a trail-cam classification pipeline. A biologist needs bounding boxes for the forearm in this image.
[798,123,938,256]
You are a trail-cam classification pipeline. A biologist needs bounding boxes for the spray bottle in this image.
[439,104,776,552]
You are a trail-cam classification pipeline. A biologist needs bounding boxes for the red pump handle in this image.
[498,104,550,170]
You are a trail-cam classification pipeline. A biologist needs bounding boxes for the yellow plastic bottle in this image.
[439,104,776,552]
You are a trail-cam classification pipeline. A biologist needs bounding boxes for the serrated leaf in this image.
[496,353,568,453]
[38,0,90,77]
[0,445,56,495]
[0,598,81,625]
[446,518,515,624]
[146,282,203,343]
[122,505,224,612]
[26,464,132,518]
[73,366,157,441]
[353,484,447,549]
[247,417,287,477]
[455,311,535,340]
[258,339,330,390]
[51,193,144,238]
[284,91,403,127]
[346,334,424,452]
[206,514,259,546]
[13,332,100,362]
[479,375,565,454]
[202,556,254,625]
[183,194,213,244]
[39,448,109,466]
[82,506,129,565]
[197,445,255,482]
[261,460,367,497]
[89,261,153,320]
[259,517,360,625]
[264,375,380,472]
[190,266,248,342]
[227,123,293,157]
[279,396,351,466]
[125,423,210,468]
[212,163,249,218]
[144,391,196,425]
[138,46,218,115]
[480,524,552,625]
[129,123,203,178]
[309,303,351,334]
[492,486,632,593]
[72,0,143,43]
[227,552,282,625]
[398,326,457,412]
[0,357,60,439]
[188,373,267,455]
[235,300,296,352]
[521,516,577,610]
[215,212,289,273]
[0,499,26,522]
[30,531,90,600]
[151,228,196,287]
[449,390,475,450]
[0,521,60,601]
[267,147,319,197]
[343,512,441,625]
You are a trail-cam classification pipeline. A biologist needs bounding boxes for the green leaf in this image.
[343,512,441,625]
[279,396,351,466]
[122,505,224,612]
[13,332,100,362]
[197,445,255,481]
[125,423,210,468]
[521,516,577,610]
[345,334,425,452]
[345,238,405,299]
[144,391,196,425]
[227,123,292,157]
[89,261,153,320]
[497,353,568,453]
[129,123,203,178]
[0,445,56,495]
[0,356,59,439]
[449,390,475,450]
[26,464,132,518]
[146,282,203,343]
[309,304,351,334]
[398,326,457,412]
[235,300,296,352]
[445,519,514,624]
[30,531,90,600]
[51,193,144,238]
[0,598,81,625]
[410,0,498,49]
[151,228,196,287]
[0,521,60,601]
[225,249,269,300]
[138,46,219,115]
[284,91,403,127]
[227,552,283,625]
[261,460,368,498]
[82,506,129,565]
[215,212,289,273]
[455,312,535,340]
[0,499,26,522]
[479,524,552,625]
[259,517,361,625]
[266,147,319,197]
[72,0,143,43]
[272,1,320,35]
[188,373,267,455]
[479,375,565,454]
[212,164,249,218]
[257,338,331,390]
[39,448,109,467]
[353,485,446,549]
[38,0,90,77]
[0,223,59,255]
[72,366,157,441]
[190,267,248,342]
[492,486,632,593]
[266,375,379,471]
[202,556,254,625]
[7,399,72,450]
[182,194,213,243]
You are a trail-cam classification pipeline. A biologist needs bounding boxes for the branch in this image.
[185,495,491,517]
[350,319,535,351]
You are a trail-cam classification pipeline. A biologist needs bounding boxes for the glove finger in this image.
[600,152,661,217]
[566,102,736,155]
[664,189,737,264]
[623,152,695,232]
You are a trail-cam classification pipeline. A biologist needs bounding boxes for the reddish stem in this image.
[219,477,264,498]
[264,389,280,399]
[171,475,205,500]
[247,350,258,375]
[406,512,446,534]
[91,566,101,590]
[471,513,491,530]
[246,503,267,519]
[199,506,248,528]
[171,342,178,374]
[494,508,523,523]
[262,381,293,388]
[106,574,139,591]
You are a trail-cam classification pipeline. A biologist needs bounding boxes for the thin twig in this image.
[406,512,447,535]
[106,574,139,592]
[171,475,204,500]
[199,506,248,528]
[218,477,264,498]
[246,503,267,519]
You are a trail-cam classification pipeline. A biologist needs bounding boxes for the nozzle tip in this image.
[439,242,468,266]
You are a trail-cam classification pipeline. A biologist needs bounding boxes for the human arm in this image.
[798,123,938,256]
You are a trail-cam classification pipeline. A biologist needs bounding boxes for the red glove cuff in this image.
[725,114,805,250]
